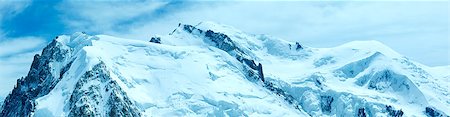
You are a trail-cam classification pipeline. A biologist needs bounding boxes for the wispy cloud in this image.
[0,51,40,97]
[111,1,448,66]
[0,0,46,99]
[0,0,31,20]
[1,0,62,38]
[0,36,44,98]
[0,36,46,57]
[57,1,171,35]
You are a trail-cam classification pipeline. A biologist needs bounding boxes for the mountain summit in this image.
[1,22,448,117]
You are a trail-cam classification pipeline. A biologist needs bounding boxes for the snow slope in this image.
[6,32,304,116]
[1,22,449,117]
[160,21,449,116]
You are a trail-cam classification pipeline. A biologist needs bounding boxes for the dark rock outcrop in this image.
[320,96,334,113]
[425,107,448,117]
[0,39,70,117]
[149,37,161,44]
[181,24,261,82]
[68,62,141,117]
[183,24,195,33]
[263,82,300,110]
[242,58,258,70]
[204,30,236,52]
[1,38,141,117]
[295,42,303,50]
[358,108,367,117]
[385,105,404,117]
[257,63,264,82]
[181,24,303,112]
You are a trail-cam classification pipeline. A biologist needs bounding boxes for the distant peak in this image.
[340,40,386,47]
[195,21,226,28]
[338,40,402,58]
[196,21,240,33]
[174,21,242,36]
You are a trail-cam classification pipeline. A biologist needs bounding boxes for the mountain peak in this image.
[1,22,448,117]
[195,21,241,33]
[336,40,403,58]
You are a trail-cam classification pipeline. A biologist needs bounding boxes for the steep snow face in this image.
[1,22,449,117]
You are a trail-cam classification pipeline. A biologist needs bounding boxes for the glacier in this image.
[0,22,449,117]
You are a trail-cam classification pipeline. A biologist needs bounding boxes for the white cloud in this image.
[57,1,168,33]
[0,0,36,100]
[0,37,46,57]
[0,36,45,98]
[0,51,40,97]
[0,0,32,38]
[0,0,31,20]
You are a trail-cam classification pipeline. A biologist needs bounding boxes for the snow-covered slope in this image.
[1,22,448,117]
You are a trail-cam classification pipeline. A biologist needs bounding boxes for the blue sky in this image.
[0,0,448,98]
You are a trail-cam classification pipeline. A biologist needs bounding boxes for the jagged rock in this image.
[0,39,69,117]
[68,62,141,117]
[204,30,236,52]
[425,107,448,117]
[295,42,303,50]
[385,105,404,117]
[182,24,264,83]
[60,61,73,79]
[183,24,196,33]
[2,22,448,117]
[149,37,161,44]
[242,58,257,70]
[180,24,306,113]
[368,70,396,90]
[257,63,264,82]
[320,96,334,113]
[106,80,141,117]
[358,108,367,117]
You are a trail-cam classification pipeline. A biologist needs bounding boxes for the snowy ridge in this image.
[164,22,449,116]
[1,22,449,117]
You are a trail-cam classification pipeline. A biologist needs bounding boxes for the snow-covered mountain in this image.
[1,22,448,117]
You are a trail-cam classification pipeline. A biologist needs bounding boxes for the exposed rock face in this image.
[1,22,449,117]
[204,30,236,52]
[68,62,141,117]
[149,37,161,44]
[181,24,264,82]
[0,39,70,117]
[367,70,407,91]
[257,63,264,82]
[425,107,448,117]
[320,96,334,113]
[295,42,303,50]
[358,108,366,117]
[180,24,304,112]
[385,105,404,117]
[3,25,275,116]
[1,36,141,117]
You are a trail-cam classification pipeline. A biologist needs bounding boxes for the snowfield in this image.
[1,22,449,117]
